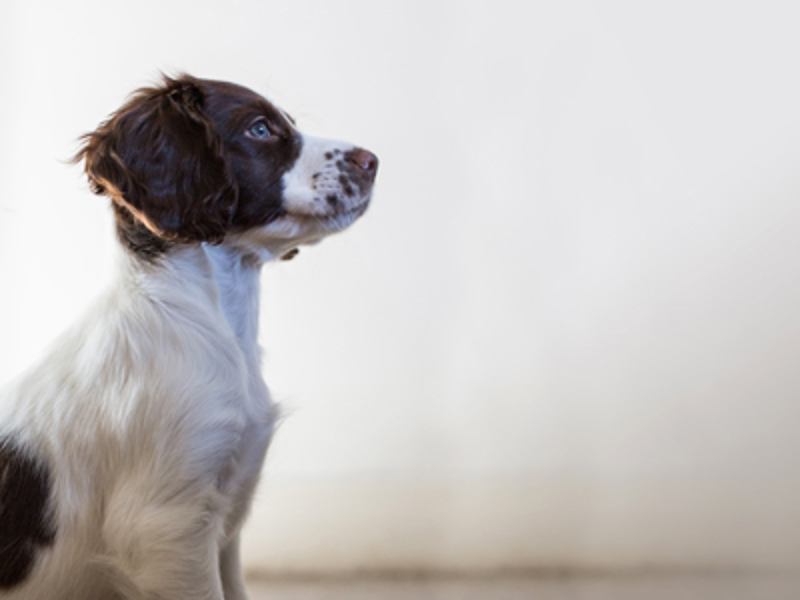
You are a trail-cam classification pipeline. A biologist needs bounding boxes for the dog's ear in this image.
[75,76,238,243]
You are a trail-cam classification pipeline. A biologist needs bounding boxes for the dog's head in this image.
[76,75,378,260]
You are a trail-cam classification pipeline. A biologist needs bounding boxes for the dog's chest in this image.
[215,372,275,503]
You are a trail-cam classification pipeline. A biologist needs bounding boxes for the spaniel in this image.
[0,74,377,600]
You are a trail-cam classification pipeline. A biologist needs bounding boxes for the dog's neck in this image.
[117,243,268,363]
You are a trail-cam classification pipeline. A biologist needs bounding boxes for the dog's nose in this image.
[348,148,379,174]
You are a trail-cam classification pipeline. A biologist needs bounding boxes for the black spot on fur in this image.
[0,437,56,589]
[338,174,355,197]
[325,152,334,160]
[326,194,339,207]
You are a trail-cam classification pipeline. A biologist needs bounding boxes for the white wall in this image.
[1,0,799,574]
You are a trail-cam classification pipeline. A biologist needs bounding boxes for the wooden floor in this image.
[247,573,800,600]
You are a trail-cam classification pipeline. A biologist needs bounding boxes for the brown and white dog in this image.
[0,75,377,600]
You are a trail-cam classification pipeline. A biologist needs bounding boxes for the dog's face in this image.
[77,75,378,260]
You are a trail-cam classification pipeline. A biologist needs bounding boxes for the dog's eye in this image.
[247,120,272,139]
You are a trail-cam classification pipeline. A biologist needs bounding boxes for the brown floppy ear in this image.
[75,76,237,243]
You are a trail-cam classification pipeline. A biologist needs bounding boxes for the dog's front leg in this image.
[220,534,249,600]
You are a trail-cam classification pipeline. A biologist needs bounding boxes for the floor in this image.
[248,573,800,600]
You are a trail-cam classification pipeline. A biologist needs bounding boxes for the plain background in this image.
[1,0,799,575]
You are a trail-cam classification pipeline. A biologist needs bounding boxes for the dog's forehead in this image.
[201,79,284,119]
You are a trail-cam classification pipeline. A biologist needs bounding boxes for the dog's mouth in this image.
[231,191,371,258]
[286,196,371,223]
[338,198,371,218]
[327,198,371,227]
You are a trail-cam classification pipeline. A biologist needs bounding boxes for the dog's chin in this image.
[319,199,371,230]
[229,196,370,259]
[286,197,371,233]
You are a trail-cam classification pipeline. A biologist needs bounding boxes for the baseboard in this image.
[241,477,800,575]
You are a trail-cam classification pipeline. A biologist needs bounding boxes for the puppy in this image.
[0,74,377,600]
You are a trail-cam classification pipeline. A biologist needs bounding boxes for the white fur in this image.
[0,130,373,600]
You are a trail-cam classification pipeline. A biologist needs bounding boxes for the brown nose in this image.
[348,148,379,174]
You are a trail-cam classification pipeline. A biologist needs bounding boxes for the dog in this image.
[0,74,377,600]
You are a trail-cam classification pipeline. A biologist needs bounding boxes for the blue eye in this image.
[247,120,271,139]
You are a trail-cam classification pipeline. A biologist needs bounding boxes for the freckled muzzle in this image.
[276,145,378,259]
[304,144,378,216]
[336,147,379,201]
